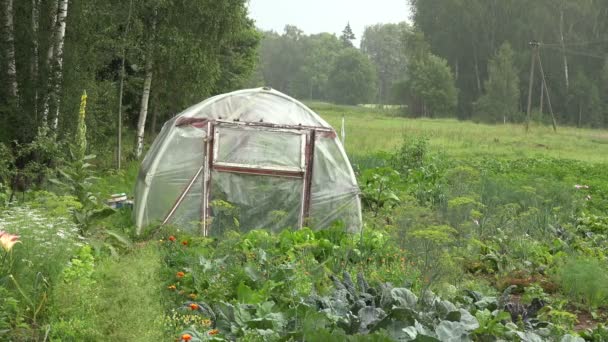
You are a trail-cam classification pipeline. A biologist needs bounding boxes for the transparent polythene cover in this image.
[134,88,361,235]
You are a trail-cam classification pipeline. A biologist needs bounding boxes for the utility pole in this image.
[539,82,544,115]
[525,41,539,133]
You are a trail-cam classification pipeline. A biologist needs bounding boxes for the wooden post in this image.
[539,81,544,115]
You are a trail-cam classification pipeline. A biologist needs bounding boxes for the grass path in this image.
[50,244,167,341]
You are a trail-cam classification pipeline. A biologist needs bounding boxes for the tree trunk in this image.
[41,0,59,126]
[578,102,582,128]
[5,0,18,98]
[559,8,570,90]
[51,0,69,130]
[136,56,153,159]
[117,0,134,170]
[117,60,125,169]
[473,47,482,95]
[31,0,40,121]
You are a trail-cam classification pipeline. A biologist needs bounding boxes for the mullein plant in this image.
[74,90,88,161]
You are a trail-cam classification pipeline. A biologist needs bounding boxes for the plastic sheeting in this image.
[134,88,362,235]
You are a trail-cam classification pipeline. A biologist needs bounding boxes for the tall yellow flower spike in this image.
[75,90,88,160]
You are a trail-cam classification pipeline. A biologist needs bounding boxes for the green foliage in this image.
[49,154,115,234]
[328,49,378,105]
[473,309,512,339]
[158,228,578,341]
[404,53,458,117]
[410,0,608,126]
[11,126,65,193]
[555,256,608,309]
[49,245,167,341]
[340,23,357,47]
[61,245,96,287]
[474,42,520,124]
[361,23,411,104]
[576,213,608,235]
[360,167,402,216]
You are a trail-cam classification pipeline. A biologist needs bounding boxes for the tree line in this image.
[255,1,608,128]
[0,0,259,159]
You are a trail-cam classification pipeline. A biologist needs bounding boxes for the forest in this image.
[255,1,608,127]
[1,0,608,341]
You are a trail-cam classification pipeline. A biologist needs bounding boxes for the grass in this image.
[307,102,608,163]
[49,243,167,341]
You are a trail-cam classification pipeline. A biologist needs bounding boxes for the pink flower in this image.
[0,230,20,252]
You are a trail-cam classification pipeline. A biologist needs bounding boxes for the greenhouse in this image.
[134,88,362,235]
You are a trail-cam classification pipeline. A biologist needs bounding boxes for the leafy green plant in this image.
[472,309,512,340]
[576,213,608,235]
[50,154,115,234]
[61,245,96,287]
[360,167,402,216]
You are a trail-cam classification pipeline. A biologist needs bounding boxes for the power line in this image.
[542,38,608,47]
[540,44,607,60]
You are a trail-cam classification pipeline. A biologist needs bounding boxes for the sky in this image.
[246,0,411,46]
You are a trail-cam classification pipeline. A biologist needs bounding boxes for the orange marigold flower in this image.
[176,271,185,278]
[208,329,220,336]
[169,236,176,242]
[181,240,188,246]
[189,303,199,311]
[188,293,198,300]
[181,333,192,341]
[167,285,177,290]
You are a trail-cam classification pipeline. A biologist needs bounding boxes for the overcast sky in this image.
[247,0,411,46]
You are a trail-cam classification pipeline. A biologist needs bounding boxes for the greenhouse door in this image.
[201,121,315,236]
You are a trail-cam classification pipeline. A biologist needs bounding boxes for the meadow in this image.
[1,106,608,341]
[309,102,608,163]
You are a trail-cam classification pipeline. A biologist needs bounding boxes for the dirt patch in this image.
[574,310,597,331]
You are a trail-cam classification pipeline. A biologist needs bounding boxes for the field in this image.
[309,102,608,163]
[2,106,608,341]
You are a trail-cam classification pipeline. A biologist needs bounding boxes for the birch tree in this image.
[41,0,68,130]
[31,0,40,119]
[135,51,153,159]
[5,0,18,99]
[135,8,156,159]
[51,0,69,130]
